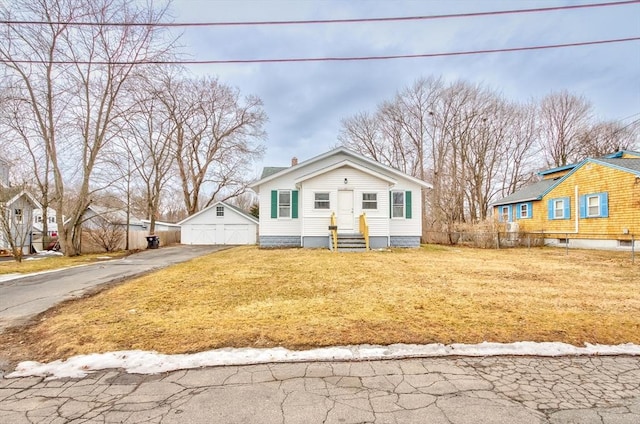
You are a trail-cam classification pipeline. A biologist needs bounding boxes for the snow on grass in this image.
[7,341,640,380]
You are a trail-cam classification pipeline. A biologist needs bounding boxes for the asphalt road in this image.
[0,245,230,331]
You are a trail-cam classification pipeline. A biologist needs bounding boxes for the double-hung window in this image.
[519,204,529,219]
[14,208,23,224]
[579,192,608,218]
[279,190,291,218]
[216,206,224,217]
[314,192,330,210]
[548,197,570,220]
[362,193,377,210]
[392,191,404,218]
[500,206,510,222]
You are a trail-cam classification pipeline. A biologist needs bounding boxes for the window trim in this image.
[216,205,224,217]
[391,190,405,219]
[500,205,510,222]
[313,192,330,210]
[553,199,564,219]
[518,203,530,219]
[362,192,378,210]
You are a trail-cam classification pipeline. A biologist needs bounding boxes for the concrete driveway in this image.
[0,245,230,331]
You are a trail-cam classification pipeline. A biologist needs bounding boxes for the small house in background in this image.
[140,219,181,232]
[179,201,258,245]
[0,188,40,256]
[249,147,431,250]
[492,150,640,249]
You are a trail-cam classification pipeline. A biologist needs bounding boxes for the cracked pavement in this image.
[1,356,638,423]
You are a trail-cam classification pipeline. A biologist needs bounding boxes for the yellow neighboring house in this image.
[492,151,640,249]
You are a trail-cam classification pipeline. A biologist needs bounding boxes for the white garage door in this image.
[184,224,254,245]
[222,224,250,245]
[184,224,217,245]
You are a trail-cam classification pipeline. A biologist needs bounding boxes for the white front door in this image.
[337,190,354,231]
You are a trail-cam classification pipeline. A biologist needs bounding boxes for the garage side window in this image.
[216,206,224,217]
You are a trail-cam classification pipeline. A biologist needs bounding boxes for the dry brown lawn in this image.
[1,245,638,364]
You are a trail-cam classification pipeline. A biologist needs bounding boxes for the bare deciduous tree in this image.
[162,77,267,215]
[539,91,592,167]
[0,0,173,256]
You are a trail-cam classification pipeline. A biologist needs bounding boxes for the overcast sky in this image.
[168,0,640,175]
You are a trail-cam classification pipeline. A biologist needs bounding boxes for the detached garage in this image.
[179,201,258,245]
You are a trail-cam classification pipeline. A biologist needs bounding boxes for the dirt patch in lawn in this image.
[1,245,638,365]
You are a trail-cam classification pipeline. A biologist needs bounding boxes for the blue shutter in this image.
[563,197,570,219]
[600,192,608,218]
[547,199,554,220]
[515,204,521,219]
[405,191,412,219]
[271,190,277,219]
[579,195,586,218]
[292,190,299,219]
[526,202,533,218]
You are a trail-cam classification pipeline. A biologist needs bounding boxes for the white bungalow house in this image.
[249,148,432,250]
[179,201,258,245]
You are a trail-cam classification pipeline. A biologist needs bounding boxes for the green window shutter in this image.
[389,191,392,218]
[405,191,412,219]
[292,190,299,219]
[271,190,277,219]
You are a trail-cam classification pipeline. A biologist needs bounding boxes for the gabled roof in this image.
[602,150,640,158]
[492,179,558,206]
[85,205,145,226]
[494,156,640,206]
[537,163,577,177]
[261,167,288,179]
[0,188,41,209]
[295,160,397,185]
[178,201,258,225]
[250,147,432,189]
[140,219,181,228]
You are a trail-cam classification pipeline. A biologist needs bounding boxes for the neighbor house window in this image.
[362,193,377,210]
[392,191,404,218]
[548,197,570,220]
[519,203,529,219]
[14,208,23,224]
[314,192,330,209]
[36,215,42,223]
[49,216,55,223]
[279,190,291,218]
[216,206,224,217]
[500,206,510,222]
[580,193,608,218]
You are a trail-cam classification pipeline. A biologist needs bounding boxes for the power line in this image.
[1,0,638,27]
[1,37,638,65]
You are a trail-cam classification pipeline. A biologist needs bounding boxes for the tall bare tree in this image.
[577,119,639,158]
[163,76,267,215]
[0,0,174,256]
[539,91,592,167]
[120,70,177,234]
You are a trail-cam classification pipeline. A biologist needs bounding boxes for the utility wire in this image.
[1,0,638,27]
[1,37,638,65]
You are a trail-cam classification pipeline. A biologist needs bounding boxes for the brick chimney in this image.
[291,157,298,166]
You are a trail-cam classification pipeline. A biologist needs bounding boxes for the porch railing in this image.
[359,213,370,250]
[329,212,338,251]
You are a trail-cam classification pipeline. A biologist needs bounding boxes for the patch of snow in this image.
[6,342,640,380]
[0,273,21,282]
[37,251,63,256]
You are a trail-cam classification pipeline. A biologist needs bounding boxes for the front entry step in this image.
[336,233,367,252]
